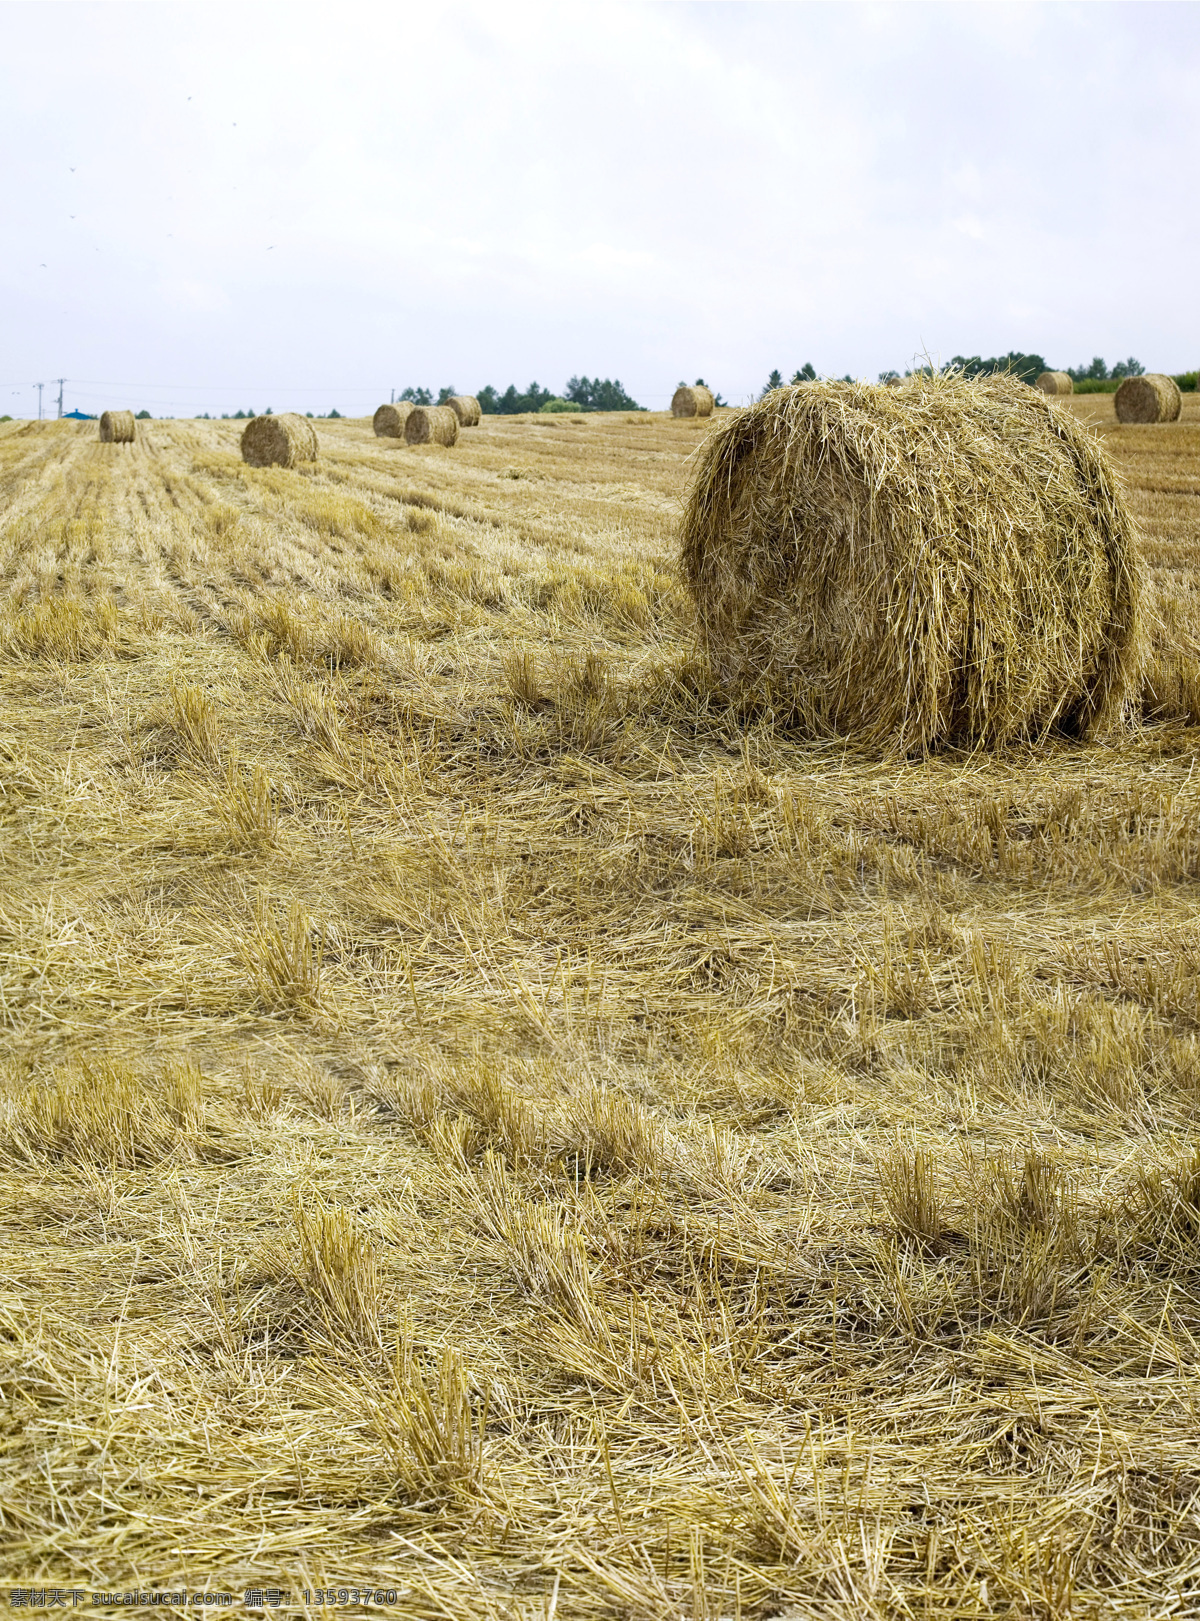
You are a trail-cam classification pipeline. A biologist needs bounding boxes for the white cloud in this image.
[1,0,1197,412]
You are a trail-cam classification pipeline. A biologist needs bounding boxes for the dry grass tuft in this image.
[2,594,118,660]
[879,1143,945,1246]
[216,750,278,848]
[240,895,324,1013]
[168,677,222,768]
[0,1058,205,1167]
[369,1337,490,1501]
[291,1190,384,1345]
[680,374,1143,752]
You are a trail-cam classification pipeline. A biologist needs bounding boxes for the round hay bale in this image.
[99,410,135,444]
[445,395,482,427]
[1036,371,1074,396]
[1116,373,1182,424]
[672,385,715,418]
[404,405,459,447]
[679,374,1141,753]
[883,376,904,389]
[240,413,318,468]
[373,403,414,437]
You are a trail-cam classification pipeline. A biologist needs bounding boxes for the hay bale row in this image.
[672,385,714,419]
[679,374,1141,754]
[374,395,479,442]
[1036,371,1073,396]
[240,413,318,468]
[99,410,135,444]
[1116,373,1182,424]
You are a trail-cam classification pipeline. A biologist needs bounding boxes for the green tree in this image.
[761,370,783,398]
[564,376,643,411]
[476,382,556,414]
[399,386,433,406]
[1111,357,1145,378]
[793,364,817,383]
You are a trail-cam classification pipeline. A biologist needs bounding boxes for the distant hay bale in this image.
[1116,374,1182,424]
[240,414,318,468]
[1037,371,1074,396]
[404,406,459,447]
[99,410,135,444]
[373,403,414,437]
[672,386,715,418]
[883,376,903,389]
[679,374,1141,753]
[445,395,482,427]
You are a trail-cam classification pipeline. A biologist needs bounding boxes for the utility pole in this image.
[55,379,64,419]
[390,388,394,404]
[35,383,43,420]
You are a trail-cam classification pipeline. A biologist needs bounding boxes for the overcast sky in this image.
[2,1,1197,418]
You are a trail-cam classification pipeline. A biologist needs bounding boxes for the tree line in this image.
[394,378,645,414]
[759,354,1162,397]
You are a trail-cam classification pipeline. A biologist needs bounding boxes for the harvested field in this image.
[3,396,1200,1614]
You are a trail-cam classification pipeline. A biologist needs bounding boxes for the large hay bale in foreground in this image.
[373,403,414,437]
[404,405,459,446]
[679,375,1141,753]
[1116,374,1182,424]
[99,410,135,444]
[240,414,318,468]
[672,385,715,418]
[445,395,481,427]
[1037,371,1074,396]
